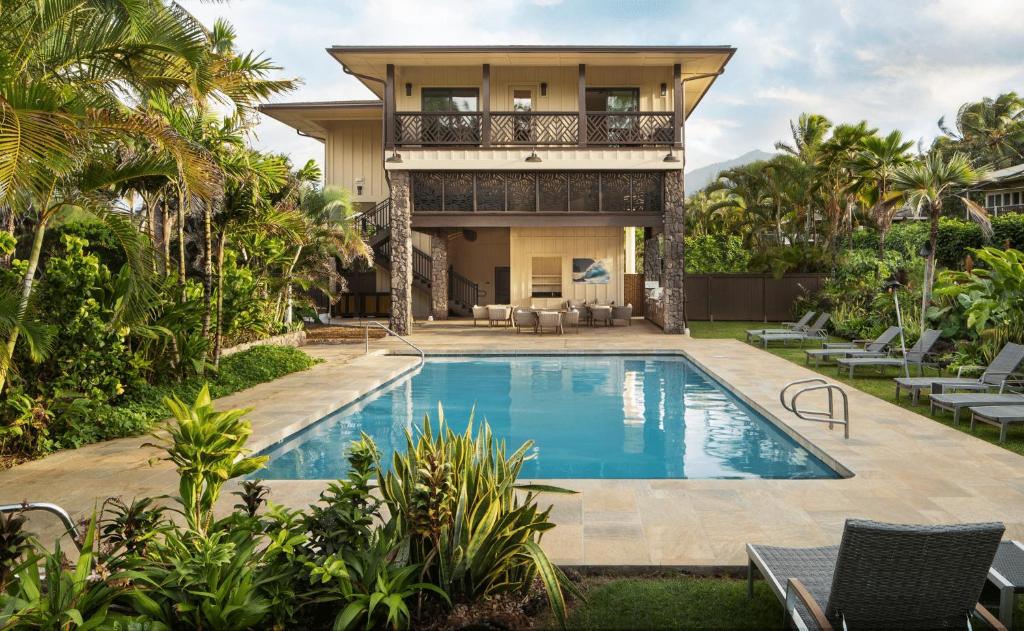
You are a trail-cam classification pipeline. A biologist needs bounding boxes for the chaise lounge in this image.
[747,518,1006,631]
[929,392,1024,425]
[752,313,831,348]
[969,405,1024,443]
[804,326,901,367]
[746,311,815,342]
[836,329,941,379]
[894,342,1024,404]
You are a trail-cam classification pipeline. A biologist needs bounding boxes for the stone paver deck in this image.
[4,319,1023,568]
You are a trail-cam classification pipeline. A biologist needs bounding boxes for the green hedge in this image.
[847,214,1024,268]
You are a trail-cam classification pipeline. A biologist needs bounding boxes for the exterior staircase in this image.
[354,199,480,316]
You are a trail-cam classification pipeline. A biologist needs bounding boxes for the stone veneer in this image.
[662,170,686,333]
[388,171,413,335]
[430,232,448,320]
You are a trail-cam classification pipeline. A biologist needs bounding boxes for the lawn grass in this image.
[688,320,1024,457]
[561,576,783,630]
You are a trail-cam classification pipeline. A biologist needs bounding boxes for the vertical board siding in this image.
[325,120,385,202]
[680,274,827,321]
[509,227,625,309]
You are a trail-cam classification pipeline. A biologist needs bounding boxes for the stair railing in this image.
[449,268,480,307]
[356,198,391,237]
[412,248,432,284]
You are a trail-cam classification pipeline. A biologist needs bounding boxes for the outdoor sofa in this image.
[747,518,1006,631]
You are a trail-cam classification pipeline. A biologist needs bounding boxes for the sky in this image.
[181,0,1024,174]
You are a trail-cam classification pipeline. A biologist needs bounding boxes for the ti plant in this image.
[233,479,270,518]
[144,385,267,534]
[0,511,31,592]
[99,497,170,556]
[378,406,581,627]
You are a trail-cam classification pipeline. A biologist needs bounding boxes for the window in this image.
[986,193,995,208]
[531,257,562,298]
[421,88,479,112]
[1013,191,1021,206]
[585,88,640,112]
[513,89,533,112]
[512,89,533,142]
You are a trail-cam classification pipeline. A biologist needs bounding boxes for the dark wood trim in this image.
[481,64,491,147]
[578,64,587,147]
[384,64,395,149]
[673,63,683,149]
[412,213,663,228]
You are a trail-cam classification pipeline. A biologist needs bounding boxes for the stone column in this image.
[643,227,660,282]
[388,171,413,335]
[662,170,687,333]
[430,231,449,320]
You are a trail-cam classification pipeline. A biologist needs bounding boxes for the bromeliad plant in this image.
[378,407,580,626]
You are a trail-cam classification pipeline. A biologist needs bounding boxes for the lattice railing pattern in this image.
[393,112,482,145]
[490,112,578,145]
[585,112,675,146]
[411,171,664,214]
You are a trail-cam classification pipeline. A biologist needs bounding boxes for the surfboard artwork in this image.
[572,258,610,284]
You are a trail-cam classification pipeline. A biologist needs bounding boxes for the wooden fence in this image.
[626,273,828,323]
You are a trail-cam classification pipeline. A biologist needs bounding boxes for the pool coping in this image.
[277,349,852,480]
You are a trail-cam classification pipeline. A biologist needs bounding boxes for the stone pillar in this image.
[430,232,449,320]
[643,227,660,282]
[388,171,413,335]
[662,170,687,333]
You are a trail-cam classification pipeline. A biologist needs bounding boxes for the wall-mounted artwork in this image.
[572,258,610,284]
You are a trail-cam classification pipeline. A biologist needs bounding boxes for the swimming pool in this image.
[257,355,840,480]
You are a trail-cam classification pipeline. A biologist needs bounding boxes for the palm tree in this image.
[892,152,987,335]
[852,131,915,257]
[775,113,832,165]
[819,121,876,250]
[0,0,220,395]
[938,92,1024,168]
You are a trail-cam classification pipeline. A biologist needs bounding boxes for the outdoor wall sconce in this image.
[386,151,403,163]
[660,82,667,97]
[354,177,364,196]
[525,151,542,163]
[663,149,680,162]
[405,82,412,97]
[540,82,547,96]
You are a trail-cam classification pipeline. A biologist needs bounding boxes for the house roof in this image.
[327,45,736,119]
[978,162,1024,188]
[258,100,382,140]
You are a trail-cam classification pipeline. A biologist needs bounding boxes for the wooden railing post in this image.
[578,63,587,147]
[673,63,683,150]
[482,63,491,147]
[385,64,396,149]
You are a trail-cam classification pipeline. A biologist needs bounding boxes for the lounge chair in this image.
[610,304,632,326]
[970,405,1024,443]
[894,342,1024,404]
[804,326,902,367]
[754,313,831,348]
[747,519,1006,631]
[563,308,580,334]
[929,392,1024,425]
[512,309,536,333]
[746,311,815,342]
[537,310,562,335]
[472,305,488,326]
[836,329,941,379]
[487,305,510,327]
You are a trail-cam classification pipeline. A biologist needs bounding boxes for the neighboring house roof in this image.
[977,163,1024,189]
[327,45,735,119]
[258,100,382,140]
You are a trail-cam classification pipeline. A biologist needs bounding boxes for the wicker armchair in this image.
[537,310,562,335]
[472,305,489,326]
[563,309,580,334]
[611,304,633,326]
[512,309,536,333]
[590,305,612,327]
[487,305,510,327]
[747,519,1007,631]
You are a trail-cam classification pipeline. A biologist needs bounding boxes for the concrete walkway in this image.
[4,320,1023,568]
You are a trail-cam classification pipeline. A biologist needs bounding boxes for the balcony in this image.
[391,111,676,148]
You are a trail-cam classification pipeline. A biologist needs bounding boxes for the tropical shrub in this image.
[685,234,751,273]
[379,410,579,625]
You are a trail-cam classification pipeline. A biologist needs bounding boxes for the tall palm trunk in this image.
[212,230,226,365]
[177,183,187,302]
[0,211,50,396]
[161,196,172,277]
[920,201,941,338]
[200,201,213,349]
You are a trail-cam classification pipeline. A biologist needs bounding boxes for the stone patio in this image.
[4,318,1023,568]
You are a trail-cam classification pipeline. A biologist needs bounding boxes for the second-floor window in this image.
[422,88,479,112]
[585,88,639,112]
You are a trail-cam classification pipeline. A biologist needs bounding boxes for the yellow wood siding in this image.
[394,65,674,112]
[509,227,625,308]
[324,120,386,202]
[447,228,510,303]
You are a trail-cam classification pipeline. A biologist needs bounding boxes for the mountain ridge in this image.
[685,149,776,196]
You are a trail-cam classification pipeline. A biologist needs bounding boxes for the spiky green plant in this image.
[378,406,580,627]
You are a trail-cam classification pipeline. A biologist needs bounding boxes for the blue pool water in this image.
[257,355,839,480]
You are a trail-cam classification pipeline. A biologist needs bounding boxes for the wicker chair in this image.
[590,305,612,327]
[563,309,580,334]
[512,309,536,334]
[537,310,562,335]
[472,305,489,326]
[611,304,633,326]
[487,305,510,327]
[747,519,1006,631]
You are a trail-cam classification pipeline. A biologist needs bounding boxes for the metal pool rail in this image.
[780,378,850,438]
[333,321,424,363]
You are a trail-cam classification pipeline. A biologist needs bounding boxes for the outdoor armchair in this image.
[563,308,580,334]
[487,305,510,327]
[472,305,489,326]
[747,518,1006,631]
[537,310,563,334]
[590,305,612,327]
[611,304,633,326]
[512,309,536,333]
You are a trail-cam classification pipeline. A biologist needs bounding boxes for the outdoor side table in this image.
[989,540,1024,628]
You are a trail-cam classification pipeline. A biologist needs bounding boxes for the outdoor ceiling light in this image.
[663,149,680,162]
[386,151,403,163]
[525,151,542,162]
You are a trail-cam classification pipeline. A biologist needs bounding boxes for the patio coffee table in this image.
[988,540,1024,628]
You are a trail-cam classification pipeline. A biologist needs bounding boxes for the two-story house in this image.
[976,163,1024,217]
[260,45,735,334]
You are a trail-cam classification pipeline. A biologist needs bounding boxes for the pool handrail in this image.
[780,378,850,439]
[333,321,424,363]
[0,501,82,550]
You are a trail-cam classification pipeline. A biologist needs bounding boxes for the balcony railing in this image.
[392,111,676,147]
[984,204,1024,217]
